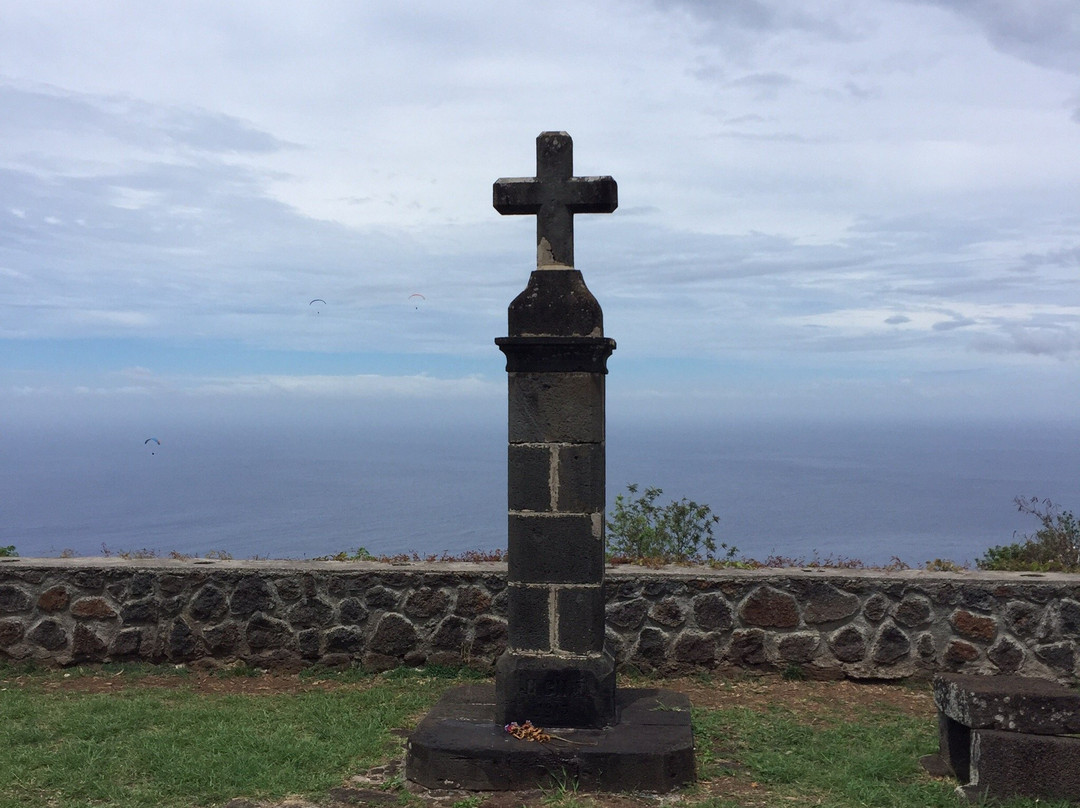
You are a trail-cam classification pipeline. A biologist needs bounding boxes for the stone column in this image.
[494,270,615,728]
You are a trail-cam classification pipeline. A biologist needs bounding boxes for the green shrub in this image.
[0,545,16,558]
[606,483,735,563]
[978,496,1080,572]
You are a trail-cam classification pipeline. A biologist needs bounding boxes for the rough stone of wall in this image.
[1,559,1077,682]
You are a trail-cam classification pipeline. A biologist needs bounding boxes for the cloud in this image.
[899,0,1080,74]
[932,316,977,331]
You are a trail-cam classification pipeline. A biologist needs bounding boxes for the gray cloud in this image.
[897,0,1080,74]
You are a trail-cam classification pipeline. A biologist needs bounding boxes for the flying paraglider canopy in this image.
[409,293,425,309]
[309,298,326,315]
[144,438,160,445]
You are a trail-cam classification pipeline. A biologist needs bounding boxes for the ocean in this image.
[4,415,1078,567]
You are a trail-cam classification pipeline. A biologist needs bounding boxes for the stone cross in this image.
[493,132,618,729]
[493,131,618,269]
[405,132,694,792]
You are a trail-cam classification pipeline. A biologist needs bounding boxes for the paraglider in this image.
[309,298,326,315]
[409,293,425,310]
[144,437,160,456]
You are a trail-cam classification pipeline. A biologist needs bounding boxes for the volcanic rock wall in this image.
[1,559,1076,681]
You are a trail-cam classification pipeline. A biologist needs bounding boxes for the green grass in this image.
[0,664,1073,808]
[692,701,1073,808]
[0,664,453,808]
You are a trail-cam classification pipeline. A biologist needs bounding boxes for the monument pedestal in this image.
[406,684,695,792]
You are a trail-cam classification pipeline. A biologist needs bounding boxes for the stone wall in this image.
[1,558,1077,682]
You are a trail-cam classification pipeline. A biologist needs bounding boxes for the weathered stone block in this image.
[863,593,890,622]
[37,585,70,613]
[129,573,154,598]
[325,625,364,654]
[507,373,605,444]
[286,597,334,629]
[297,628,321,659]
[363,585,397,611]
[111,627,143,657]
[934,673,1080,735]
[71,596,118,619]
[274,578,303,602]
[0,618,24,646]
[1034,641,1075,671]
[649,597,686,628]
[632,627,670,669]
[246,614,291,652]
[338,597,368,626]
[471,616,508,658]
[607,598,648,630]
[964,729,1080,803]
[506,585,549,651]
[28,618,68,651]
[554,443,605,513]
[894,594,932,627]
[432,615,468,651]
[871,621,911,665]
[557,587,605,654]
[72,624,107,661]
[407,685,694,793]
[915,631,937,659]
[778,632,820,663]
[72,570,105,592]
[169,618,201,660]
[454,586,492,617]
[190,585,228,622]
[120,598,158,625]
[502,268,606,337]
[507,444,552,512]
[950,609,997,642]
[829,625,866,663]
[944,639,979,665]
[495,650,616,728]
[692,593,733,631]
[674,631,718,666]
[203,622,240,655]
[987,636,1024,673]
[370,613,418,658]
[802,582,859,624]
[728,629,766,665]
[230,576,275,616]
[507,514,601,584]
[404,587,450,619]
[1060,598,1080,637]
[740,586,799,628]
[158,574,186,597]
[0,585,32,613]
[1003,600,1040,634]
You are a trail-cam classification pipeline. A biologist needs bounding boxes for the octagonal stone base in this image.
[406,684,695,793]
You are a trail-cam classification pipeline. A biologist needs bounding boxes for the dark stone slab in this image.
[406,684,694,793]
[934,673,1080,735]
[507,515,602,584]
[495,651,615,728]
[506,374,606,444]
[959,728,1080,803]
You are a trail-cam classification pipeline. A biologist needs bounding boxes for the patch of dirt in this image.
[5,669,363,695]
[670,674,934,722]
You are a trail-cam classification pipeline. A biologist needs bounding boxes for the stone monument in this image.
[922,673,1080,803]
[406,132,695,793]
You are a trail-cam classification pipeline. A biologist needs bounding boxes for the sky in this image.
[2,0,1079,431]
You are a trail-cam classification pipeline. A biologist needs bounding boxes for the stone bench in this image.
[922,673,1080,803]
